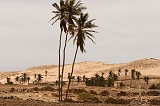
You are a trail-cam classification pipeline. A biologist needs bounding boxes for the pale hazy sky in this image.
[0,0,160,71]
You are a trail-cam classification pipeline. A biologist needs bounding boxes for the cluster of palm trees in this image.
[15,73,30,84]
[34,74,43,83]
[50,0,97,102]
[14,73,43,85]
[107,69,142,87]
[130,69,141,87]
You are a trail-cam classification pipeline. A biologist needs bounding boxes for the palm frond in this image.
[68,35,75,42]
[84,30,98,33]
[86,35,96,44]
[52,17,60,25]
[85,32,96,38]
[52,3,60,11]
[52,11,60,13]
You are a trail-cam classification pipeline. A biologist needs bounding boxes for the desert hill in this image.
[0,58,160,84]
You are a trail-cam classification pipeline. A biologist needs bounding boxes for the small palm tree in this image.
[109,71,113,77]
[34,74,37,80]
[6,78,11,84]
[22,73,27,84]
[144,76,149,85]
[82,75,86,82]
[118,69,121,76]
[125,69,128,86]
[135,71,141,87]
[130,69,135,87]
[68,73,71,81]
[45,71,48,83]
[107,72,117,87]
[113,73,118,87]
[15,76,19,84]
[136,71,141,80]
[77,76,81,85]
[27,77,30,85]
[37,74,43,82]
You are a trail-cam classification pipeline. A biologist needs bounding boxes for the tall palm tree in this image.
[58,0,86,100]
[52,0,86,101]
[51,0,67,102]
[66,13,97,98]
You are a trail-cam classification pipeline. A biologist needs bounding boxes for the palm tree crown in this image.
[71,13,97,52]
[51,0,67,32]
[65,0,87,34]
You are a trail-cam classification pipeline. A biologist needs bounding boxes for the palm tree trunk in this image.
[58,30,62,102]
[66,45,78,98]
[60,32,68,101]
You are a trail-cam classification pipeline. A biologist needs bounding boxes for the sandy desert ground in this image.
[0,58,160,106]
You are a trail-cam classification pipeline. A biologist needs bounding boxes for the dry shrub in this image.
[10,88,16,92]
[78,92,94,100]
[63,98,75,103]
[117,91,128,96]
[51,93,59,97]
[131,92,139,96]
[146,91,160,96]
[69,88,87,94]
[99,90,110,96]
[149,99,160,105]
[83,97,101,103]
[40,86,54,91]
[105,97,130,104]
[32,87,39,91]
[89,90,98,95]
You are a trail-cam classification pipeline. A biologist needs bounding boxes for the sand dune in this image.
[0,58,160,84]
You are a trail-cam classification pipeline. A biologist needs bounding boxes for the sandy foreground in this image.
[0,84,158,106]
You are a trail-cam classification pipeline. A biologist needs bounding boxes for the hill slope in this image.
[0,58,160,84]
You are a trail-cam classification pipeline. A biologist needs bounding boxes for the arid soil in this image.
[0,58,160,106]
[0,84,160,106]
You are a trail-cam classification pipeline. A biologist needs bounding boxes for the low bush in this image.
[69,88,87,94]
[40,86,54,91]
[105,97,131,104]
[78,92,95,102]
[146,91,160,96]
[99,90,110,96]
[149,99,160,105]
[120,82,125,87]
[32,87,39,91]
[89,90,98,95]
[149,84,159,89]
[117,91,128,96]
